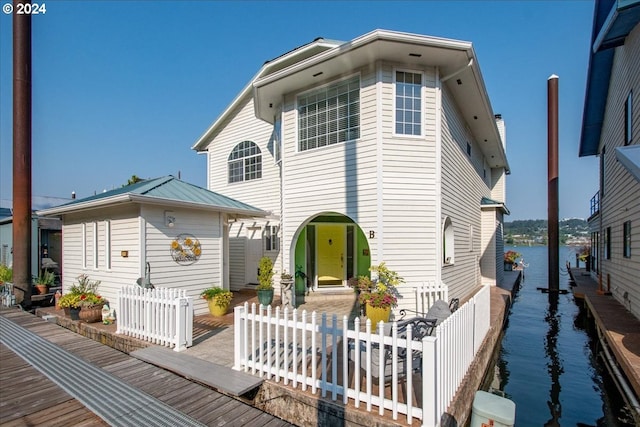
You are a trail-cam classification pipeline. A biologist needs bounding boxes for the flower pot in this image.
[69,307,81,321]
[504,262,514,271]
[207,299,229,317]
[34,284,48,295]
[78,305,104,323]
[365,303,391,332]
[257,289,274,306]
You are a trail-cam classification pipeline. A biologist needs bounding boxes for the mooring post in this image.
[12,1,32,307]
[548,75,559,293]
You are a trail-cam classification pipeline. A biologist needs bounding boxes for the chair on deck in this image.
[349,298,459,383]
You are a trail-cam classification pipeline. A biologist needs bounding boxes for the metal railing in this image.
[590,191,600,217]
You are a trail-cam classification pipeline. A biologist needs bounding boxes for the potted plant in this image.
[200,287,233,317]
[256,256,274,306]
[33,270,55,295]
[57,274,106,322]
[504,250,521,271]
[358,263,403,331]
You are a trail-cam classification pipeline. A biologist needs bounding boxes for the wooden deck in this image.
[0,309,291,427]
[569,267,640,399]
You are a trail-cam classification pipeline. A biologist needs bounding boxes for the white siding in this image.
[440,85,492,300]
[204,96,282,277]
[598,23,640,319]
[481,209,499,287]
[143,205,223,315]
[62,206,141,314]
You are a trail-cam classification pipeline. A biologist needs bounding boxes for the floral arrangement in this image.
[355,263,403,309]
[577,245,590,261]
[200,287,233,308]
[504,250,521,264]
[348,275,374,293]
[58,274,106,309]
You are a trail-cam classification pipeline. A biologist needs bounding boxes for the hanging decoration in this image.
[170,233,202,265]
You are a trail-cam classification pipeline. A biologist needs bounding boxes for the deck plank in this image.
[131,345,264,396]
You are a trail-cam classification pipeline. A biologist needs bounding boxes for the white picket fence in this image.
[116,285,194,351]
[233,284,490,426]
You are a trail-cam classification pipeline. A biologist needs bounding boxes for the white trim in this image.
[435,67,443,283]
[139,216,146,279]
[392,67,426,139]
[104,220,111,270]
[376,60,384,263]
[92,222,98,270]
[82,223,87,269]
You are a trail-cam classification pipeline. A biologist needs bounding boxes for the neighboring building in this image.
[37,176,266,315]
[0,208,62,281]
[580,0,640,320]
[192,29,510,311]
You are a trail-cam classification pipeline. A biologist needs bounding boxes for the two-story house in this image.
[580,0,640,320]
[193,30,510,310]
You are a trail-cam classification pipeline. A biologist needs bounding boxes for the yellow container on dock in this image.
[470,390,516,427]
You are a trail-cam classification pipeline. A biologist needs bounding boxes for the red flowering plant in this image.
[355,263,403,309]
[503,250,521,264]
[58,274,106,309]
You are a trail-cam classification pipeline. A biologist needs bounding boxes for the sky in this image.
[0,0,599,221]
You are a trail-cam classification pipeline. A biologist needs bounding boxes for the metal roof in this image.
[36,176,267,218]
[580,0,640,157]
[480,196,510,215]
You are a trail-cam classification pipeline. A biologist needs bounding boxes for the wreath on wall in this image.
[170,233,201,265]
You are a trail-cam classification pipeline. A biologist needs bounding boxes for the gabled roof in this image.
[615,145,640,181]
[191,37,342,152]
[36,176,267,218]
[580,0,640,157]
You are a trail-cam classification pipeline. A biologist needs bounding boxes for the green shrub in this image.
[257,257,273,290]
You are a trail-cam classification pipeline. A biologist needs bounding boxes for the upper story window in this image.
[228,141,262,183]
[297,76,360,152]
[395,71,422,136]
[625,90,633,146]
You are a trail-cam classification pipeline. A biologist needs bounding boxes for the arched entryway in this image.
[293,213,370,292]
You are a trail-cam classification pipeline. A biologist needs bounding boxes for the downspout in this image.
[435,67,443,285]
[375,60,384,264]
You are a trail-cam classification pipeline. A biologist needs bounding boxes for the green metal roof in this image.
[37,176,267,217]
[481,197,510,215]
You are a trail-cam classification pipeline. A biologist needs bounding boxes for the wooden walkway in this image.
[0,309,291,427]
[569,267,640,400]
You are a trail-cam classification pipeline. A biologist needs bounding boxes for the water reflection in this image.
[544,292,562,427]
[489,246,635,426]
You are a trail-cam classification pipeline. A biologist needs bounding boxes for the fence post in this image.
[234,304,244,371]
[422,336,437,427]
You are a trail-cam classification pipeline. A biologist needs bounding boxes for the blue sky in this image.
[0,1,598,221]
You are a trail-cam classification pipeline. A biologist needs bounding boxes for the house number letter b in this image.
[369,230,375,239]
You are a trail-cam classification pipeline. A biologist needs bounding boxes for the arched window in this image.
[228,141,262,183]
[443,217,454,265]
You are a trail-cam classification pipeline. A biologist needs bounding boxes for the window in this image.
[625,91,633,146]
[623,221,631,258]
[395,71,422,135]
[443,217,454,264]
[466,142,471,156]
[228,141,262,183]
[605,226,611,260]
[265,225,279,251]
[298,76,360,151]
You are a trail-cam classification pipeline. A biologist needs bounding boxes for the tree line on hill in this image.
[505,219,589,246]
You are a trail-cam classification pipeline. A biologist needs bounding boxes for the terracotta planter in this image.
[365,303,391,332]
[34,284,48,295]
[207,299,229,317]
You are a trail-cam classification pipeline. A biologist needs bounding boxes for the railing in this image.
[116,285,193,351]
[233,285,491,426]
[590,191,600,217]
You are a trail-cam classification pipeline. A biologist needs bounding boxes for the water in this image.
[490,246,636,427]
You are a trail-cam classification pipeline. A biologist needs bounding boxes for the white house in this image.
[192,30,510,311]
[580,0,640,320]
[37,176,266,315]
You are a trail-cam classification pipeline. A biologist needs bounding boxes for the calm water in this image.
[490,246,636,426]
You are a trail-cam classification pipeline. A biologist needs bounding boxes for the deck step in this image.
[131,346,263,396]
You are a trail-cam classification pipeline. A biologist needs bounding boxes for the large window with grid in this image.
[228,141,262,183]
[297,76,360,152]
[395,71,422,136]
